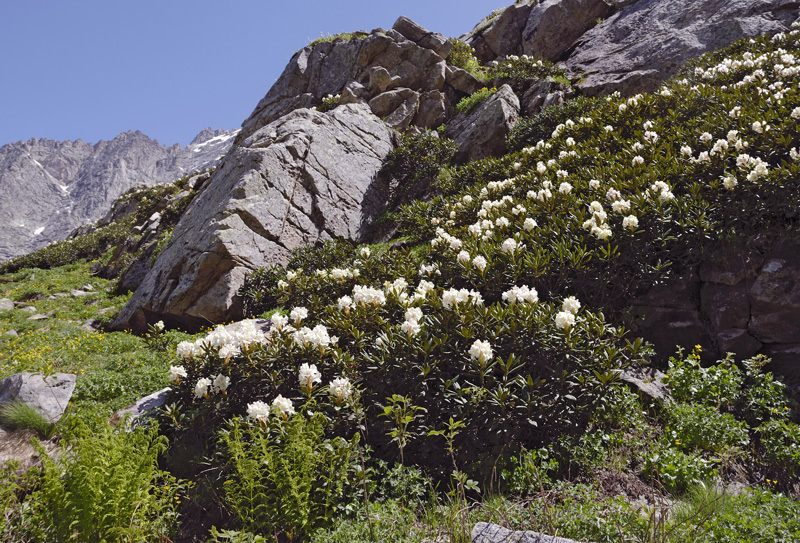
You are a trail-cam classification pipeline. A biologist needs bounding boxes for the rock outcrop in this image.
[472,523,586,543]
[0,128,237,261]
[446,84,520,162]
[112,104,395,332]
[237,17,474,143]
[566,0,800,95]
[463,0,799,96]
[633,239,800,375]
[0,372,76,424]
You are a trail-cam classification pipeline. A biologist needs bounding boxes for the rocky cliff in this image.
[0,128,237,261]
[111,0,800,333]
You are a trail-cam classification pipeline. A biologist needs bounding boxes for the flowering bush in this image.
[179,29,800,489]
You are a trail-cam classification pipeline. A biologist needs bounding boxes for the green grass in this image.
[0,261,198,413]
[0,401,54,439]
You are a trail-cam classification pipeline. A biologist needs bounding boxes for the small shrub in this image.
[756,419,800,474]
[380,131,459,192]
[485,55,568,90]
[664,403,749,455]
[664,350,742,409]
[644,446,718,495]
[317,94,342,113]
[220,411,361,541]
[29,416,184,542]
[456,87,497,114]
[447,39,485,79]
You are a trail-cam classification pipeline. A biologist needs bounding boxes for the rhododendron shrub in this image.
[181,30,800,473]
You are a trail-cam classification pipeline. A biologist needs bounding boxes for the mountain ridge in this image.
[0,127,238,261]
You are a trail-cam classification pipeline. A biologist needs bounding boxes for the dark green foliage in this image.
[380,131,459,191]
[507,96,600,151]
[446,39,484,78]
[220,412,361,541]
[28,415,184,542]
[456,87,497,114]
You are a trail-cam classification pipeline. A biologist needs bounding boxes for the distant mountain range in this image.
[0,127,237,261]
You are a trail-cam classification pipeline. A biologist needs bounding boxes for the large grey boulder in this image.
[446,84,520,163]
[111,387,172,428]
[238,18,456,143]
[460,2,536,62]
[522,0,615,61]
[472,523,587,543]
[0,372,76,424]
[112,104,395,333]
[566,0,800,95]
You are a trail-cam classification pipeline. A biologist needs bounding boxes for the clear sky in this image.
[0,1,504,148]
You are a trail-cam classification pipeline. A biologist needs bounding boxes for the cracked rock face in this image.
[566,0,800,95]
[112,104,394,333]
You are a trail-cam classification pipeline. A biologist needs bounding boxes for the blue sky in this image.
[0,1,503,148]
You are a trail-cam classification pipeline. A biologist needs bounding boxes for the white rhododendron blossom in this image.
[338,295,354,312]
[469,339,493,364]
[353,285,387,307]
[562,296,581,315]
[612,199,631,213]
[632,155,645,166]
[213,374,230,394]
[176,341,197,360]
[271,395,295,417]
[153,320,165,332]
[589,179,601,190]
[502,285,539,304]
[361,247,371,258]
[649,181,675,202]
[555,311,576,330]
[290,306,308,324]
[293,325,334,350]
[329,377,353,403]
[523,218,537,231]
[442,288,483,309]
[271,313,289,332]
[218,344,240,360]
[501,238,521,254]
[194,377,212,399]
[623,215,639,231]
[700,132,713,143]
[405,307,423,323]
[457,250,471,264]
[169,365,187,382]
[298,363,322,390]
[559,182,573,194]
[472,255,488,272]
[723,174,738,190]
[247,401,270,422]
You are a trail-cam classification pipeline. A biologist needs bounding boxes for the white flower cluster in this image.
[582,201,613,241]
[469,339,493,364]
[298,362,322,390]
[169,365,187,383]
[442,288,483,310]
[177,320,269,361]
[649,181,675,202]
[736,153,770,181]
[194,373,230,399]
[329,377,353,403]
[555,296,581,330]
[400,307,424,337]
[353,284,387,307]
[293,324,336,350]
[502,285,538,304]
